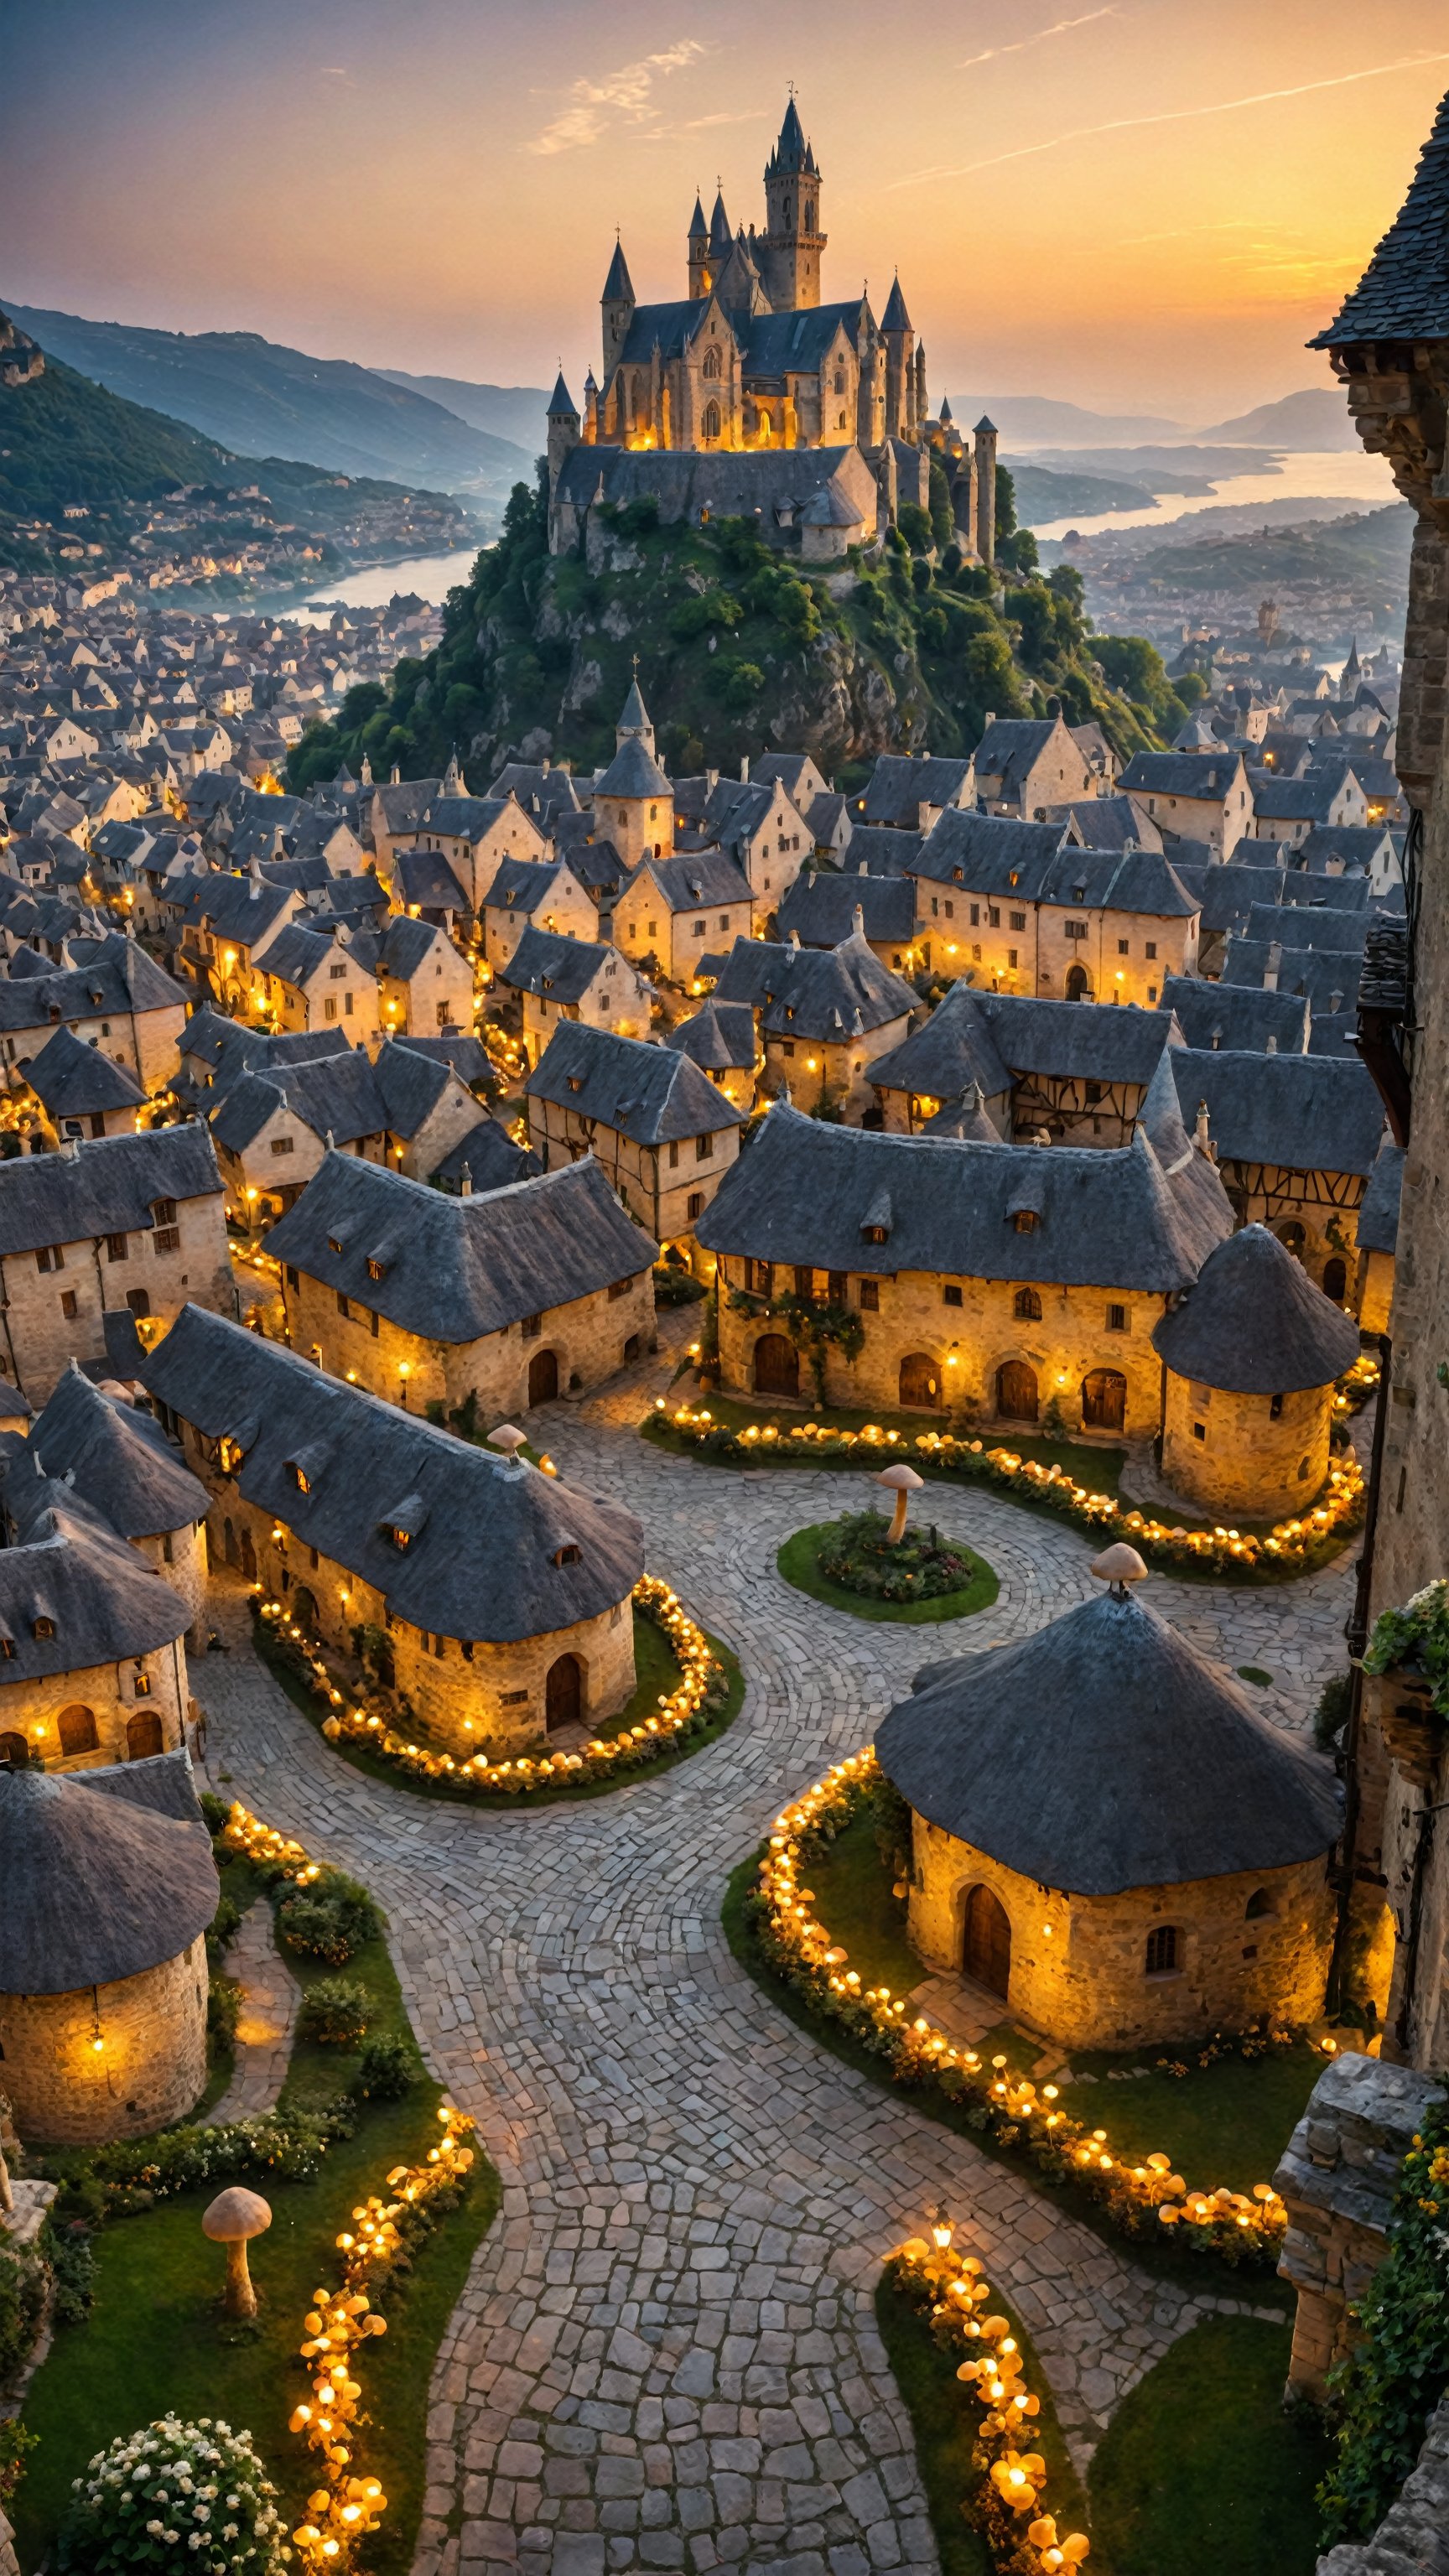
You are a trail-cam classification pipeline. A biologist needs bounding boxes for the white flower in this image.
[147,2521,164,2537]
[164,2531,179,2545]
[223,2526,239,2543]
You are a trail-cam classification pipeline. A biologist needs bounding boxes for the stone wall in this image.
[1317,2389,1449,2574]
[0,1938,208,2143]
[715,1253,1165,1440]
[279,1262,655,1419]
[135,1519,208,1648]
[909,1812,1333,2049]
[528,1099,740,1249]
[913,891,1195,1005]
[1160,1372,1333,1521]
[1275,2050,1441,2400]
[0,1643,188,1773]
[0,1187,232,1409]
[762,1016,911,1120]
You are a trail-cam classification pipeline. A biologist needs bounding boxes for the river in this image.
[1025,445,1396,543]
[279,545,486,623]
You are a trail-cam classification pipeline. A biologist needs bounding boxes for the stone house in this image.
[389,788,550,917]
[525,1021,748,1251]
[141,1302,646,1756]
[1153,1224,1361,1521]
[0,937,188,1095]
[776,869,919,974]
[910,814,1199,1002]
[18,1022,147,1142]
[1116,750,1254,856]
[368,773,441,877]
[254,919,382,1042]
[710,927,917,1116]
[500,925,654,1070]
[209,1038,480,1223]
[972,714,1095,819]
[870,987,1180,1145]
[613,849,756,987]
[18,1360,210,1645]
[589,730,677,873]
[696,1083,1232,1433]
[176,866,301,1011]
[683,772,814,913]
[662,1001,761,1112]
[480,854,599,974]
[1170,1046,1388,1302]
[348,911,474,1039]
[1249,770,1369,849]
[874,1559,1339,2045]
[267,1150,657,1415]
[854,752,976,834]
[0,1474,192,1775]
[0,1124,231,1408]
[0,1754,217,2142]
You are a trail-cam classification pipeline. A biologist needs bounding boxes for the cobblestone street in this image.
[194,1335,1356,2576]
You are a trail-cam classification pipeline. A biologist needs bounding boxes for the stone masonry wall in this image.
[909,1814,1333,2049]
[1275,2051,1442,2400]
[279,1263,655,1419]
[0,1938,208,2143]
[1317,2388,1449,2575]
[0,1644,187,1772]
[528,1101,740,1248]
[762,1017,911,1120]
[0,1187,233,1409]
[135,1517,208,1647]
[1161,1373,1333,1521]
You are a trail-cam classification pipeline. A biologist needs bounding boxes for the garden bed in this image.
[777,1514,1000,1625]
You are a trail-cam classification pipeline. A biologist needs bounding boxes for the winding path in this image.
[193,1334,1355,2576]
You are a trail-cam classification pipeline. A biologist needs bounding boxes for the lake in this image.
[281,545,486,622]
[1025,446,1397,543]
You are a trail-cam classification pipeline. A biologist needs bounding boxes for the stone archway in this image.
[240,1528,257,1583]
[996,1358,1039,1421]
[127,1711,164,1760]
[58,1704,99,1758]
[1066,963,1092,1002]
[545,1654,583,1734]
[528,1348,560,1407]
[899,1353,941,1410]
[1323,1255,1348,1304]
[754,1332,798,1398]
[0,1731,27,1769]
[963,1884,1011,1997]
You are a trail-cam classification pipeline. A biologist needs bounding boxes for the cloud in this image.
[958,8,1118,73]
[888,49,1449,189]
[530,41,706,157]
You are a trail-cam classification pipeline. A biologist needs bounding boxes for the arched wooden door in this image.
[899,1353,941,1410]
[545,1653,582,1733]
[963,1885,1012,1997]
[224,1515,239,1568]
[1322,1256,1348,1304]
[528,1348,559,1406]
[753,1332,798,1398]
[1082,1368,1127,1431]
[58,1704,98,1758]
[996,1359,1039,1421]
[1065,963,1091,1002]
[0,1731,27,1768]
[240,1527,257,1582]
[127,1711,164,1761]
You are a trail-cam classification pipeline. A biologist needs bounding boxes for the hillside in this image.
[287,467,1196,795]
[1011,462,1162,526]
[6,304,530,506]
[376,369,547,453]
[1195,388,1359,449]
[1131,503,1414,592]
[0,345,235,515]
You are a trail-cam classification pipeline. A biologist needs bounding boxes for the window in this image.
[345,992,354,1016]
[106,1232,128,1263]
[35,1245,64,1274]
[329,963,346,979]
[324,997,337,1021]
[370,1308,380,1338]
[1007,949,1018,970]
[286,1265,300,1291]
[337,1291,351,1319]
[366,1258,387,1282]
[271,1135,295,1161]
[553,1544,581,1567]
[1270,1391,1285,1420]
[1193,1420,1207,1441]
[793,1265,814,1303]
[943,1284,963,1307]
[972,944,982,963]
[1145,941,1157,960]
[153,1226,179,1254]
[944,901,954,919]
[1013,1211,1038,1234]
[693,920,707,938]
[988,906,1000,928]
[859,1280,879,1311]
[1014,1286,1042,1321]
[668,1140,680,1169]
[749,1259,773,1298]
[132,1669,152,1698]
[521,1312,543,1338]
[126,1290,150,1319]
[687,1191,704,1220]
[696,1133,714,1162]
[969,904,980,926]
[60,1289,78,1320]
[1106,1303,1127,1332]
[607,1277,631,1301]
[567,1076,584,1093]
[1244,1889,1274,1920]
[782,1040,795,1057]
[32,1617,55,1641]
[1118,938,1130,956]
[1009,911,1026,932]
[152,1198,176,1227]
[1064,919,1087,942]
[290,1462,310,1493]
[1145,1924,1179,1976]
[327,1234,344,1254]
[718,914,730,932]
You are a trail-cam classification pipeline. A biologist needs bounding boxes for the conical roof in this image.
[1152,1222,1361,1394]
[688,192,708,241]
[602,240,634,303]
[548,371,578,418]
[708,189,733,257]
[23,1359,207,1540]
[875,1587,1342,1895]
[1311,86,1449,346]
[974,414,997,435]
[881,276,911,333]
[921,1082,1000,1141]
[0,1764,219,1994]
[769,96,814,174]
[618,674,652,739]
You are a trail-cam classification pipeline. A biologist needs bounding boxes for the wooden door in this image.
[1082,1368,1127,1431]
[1322,1256,1348,1304]
[996,1359,1039,1421]
[58,1704,98,1757]
[963,1884,1012,1998]
[545,1654,581,1733]
[0,1732,26,1769]
[753,1332,799,1397]
[528,1348,559,1405]
[127,1711,164,1761]
[899,1353,941,1410]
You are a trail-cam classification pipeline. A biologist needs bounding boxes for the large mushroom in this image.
[1089,1542,1149,1596]
[876,1461,925,1545]
[203,2184,272,2319]
[488,1423,527,1466]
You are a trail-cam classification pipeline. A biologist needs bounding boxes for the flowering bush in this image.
[1364,1579,1449,1716]
[297,1977,371,2047]
[44,2105,354,2219]
[0,2236,46,2381]
[816,1509,980,1603]
[56,2417,289,2576]
[277,1875,382,1969]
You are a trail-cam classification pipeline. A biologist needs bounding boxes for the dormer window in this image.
[32,1617,55,1640]
[327,1235,344,1254]
[289,1462,310,1493]
[553,1543,581,1566]
[366,1257,387,1282]
[218,1436,245,1474]
[1014,1211,1038,1234]
[568,1076,584,1093]
[863,1225,889,1246]
[387,1525,410,1550]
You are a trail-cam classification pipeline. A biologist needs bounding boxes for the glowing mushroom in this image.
[203,2184,272,2319]
[1088,1541,1148,1597]
[876,1461,924,1544]
[488,1423,527,1467]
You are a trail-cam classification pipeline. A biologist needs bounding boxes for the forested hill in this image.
[0,346,238,517]
[288,469,1198,792]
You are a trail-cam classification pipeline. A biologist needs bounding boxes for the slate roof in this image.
[1197,864,1292,936]
[919,1083,1002,1141]
[1357,1133,1405,1256]
[662,1000,758,1074]
[0,937,186,1038]
[871,989,1179,1098]
[972,719,1063,801]
[1118,751,1248,803]
[1244,902,1368,957]
[174,1010,349,1106]
[874,1587,1341,1896]
[1152,1223,1360,1394]
[739,301,865,386]
[1157,975,1311,1056]
[627,850,755,916]
[0,1123,221,1258]
[486,763,583,825]
[711,930,915,1041]
[910,810,1068,895]
[256,920,350,991]
[552,444,872,531]
[695,1098,1229,1287]
[500,923,614,1005]
[860,755,975,828]
[23,1023,147,1120]
[865,981,1012,1103]
[390,848,470,914]
[0,1761,218,1995]
[139,1304,645,1643]
[1311,86,1449,345]
[1250,774,1357,824]
[1169,1047,1385,1175]
[184,871,295,948]
[482,857,584,916]
[1297,826,1396,875]
[0,1477,190,1675]
[210,1040,459,1155]
[1036,845,1198,920]
[594,736,673,803]
[1222,940,1364,1018]
[525,1021,747,1143]
[393,1031,494,1091]
[1049,793,1161,854]
[845,827,925,880]
[21,1361,206,1538]
[775,872,917,948]
[430,1119,543,1195]
[79,1744,205,1827]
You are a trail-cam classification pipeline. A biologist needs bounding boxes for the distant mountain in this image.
[0,335,235,520]
[1192,388,1361,450]
[1010,462,1159,527]
[376,370,547,455]
[5,304,532,501]
[951,394,1187,447]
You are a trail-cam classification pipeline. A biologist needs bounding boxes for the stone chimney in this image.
[740,756,750,783]
[460,1164,473,1197]
[853,904,865,938]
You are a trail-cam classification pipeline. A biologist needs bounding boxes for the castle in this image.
[546,96,996,562]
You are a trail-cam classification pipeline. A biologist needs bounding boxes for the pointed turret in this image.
[760,95,825,310]
[881,273,912,334]
[546,371,581,496]
[1343,636,1361,683]
[601,238,634,304]
[688,192,710,300]
[688,192,708,241]
[548,370,578,420]
[601,235,636,379]
[708,188,733,260]
[442,745,464,797]
[768,96,813,175]
[615,668,656,758]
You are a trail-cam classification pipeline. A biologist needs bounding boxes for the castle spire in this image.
[601,236,635,303]
[708,184,733,259]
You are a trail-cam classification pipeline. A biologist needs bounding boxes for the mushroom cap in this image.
[489,1423,527,1456]
[877,1463,925,1492]
[202,2184,273,2242]
[1090,1542,1148,1585]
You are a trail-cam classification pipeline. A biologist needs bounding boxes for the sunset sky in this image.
[4,0,1446,419]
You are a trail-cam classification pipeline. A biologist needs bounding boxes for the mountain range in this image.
[952,387,1358,452]
[375,370,548,452]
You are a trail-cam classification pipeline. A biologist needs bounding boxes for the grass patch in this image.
[776,1520,1000,1625]
[802,1810,922,1992]
[14,1872,498,2576]
[644,1394,1124,1495]
[256,1611,745,1809]
[1088,2316,1331,2576]
[1061,2041,1327,2195]
[1238,1666,1274,1687]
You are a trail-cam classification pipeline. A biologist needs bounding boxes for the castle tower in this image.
[583,368,600,444]
[759,96,826,312]
[601,237,636,380]
[973,416,998,569]
[688,193,709,300]
[615,663,657,759]
[546,370,580,498]
[707,186,734,278]
[880,275,915,442]
[912,345,928,442]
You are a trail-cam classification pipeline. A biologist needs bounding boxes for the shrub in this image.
[1313,1671,1353,1748]
[298,1975,372,2047]
[724,661,765,709]
[56,2416,289,2576]
[278,1870,382,1966]
[200,1792,233,1839]
[207,1973,243,2053]
[0,2420,38,2506]
[351,2032,422,2100]
[0,2238,45,2381]
[816,1509,979,1603]
[1318,2101,1449,2544]
[42,2211,96,2325]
